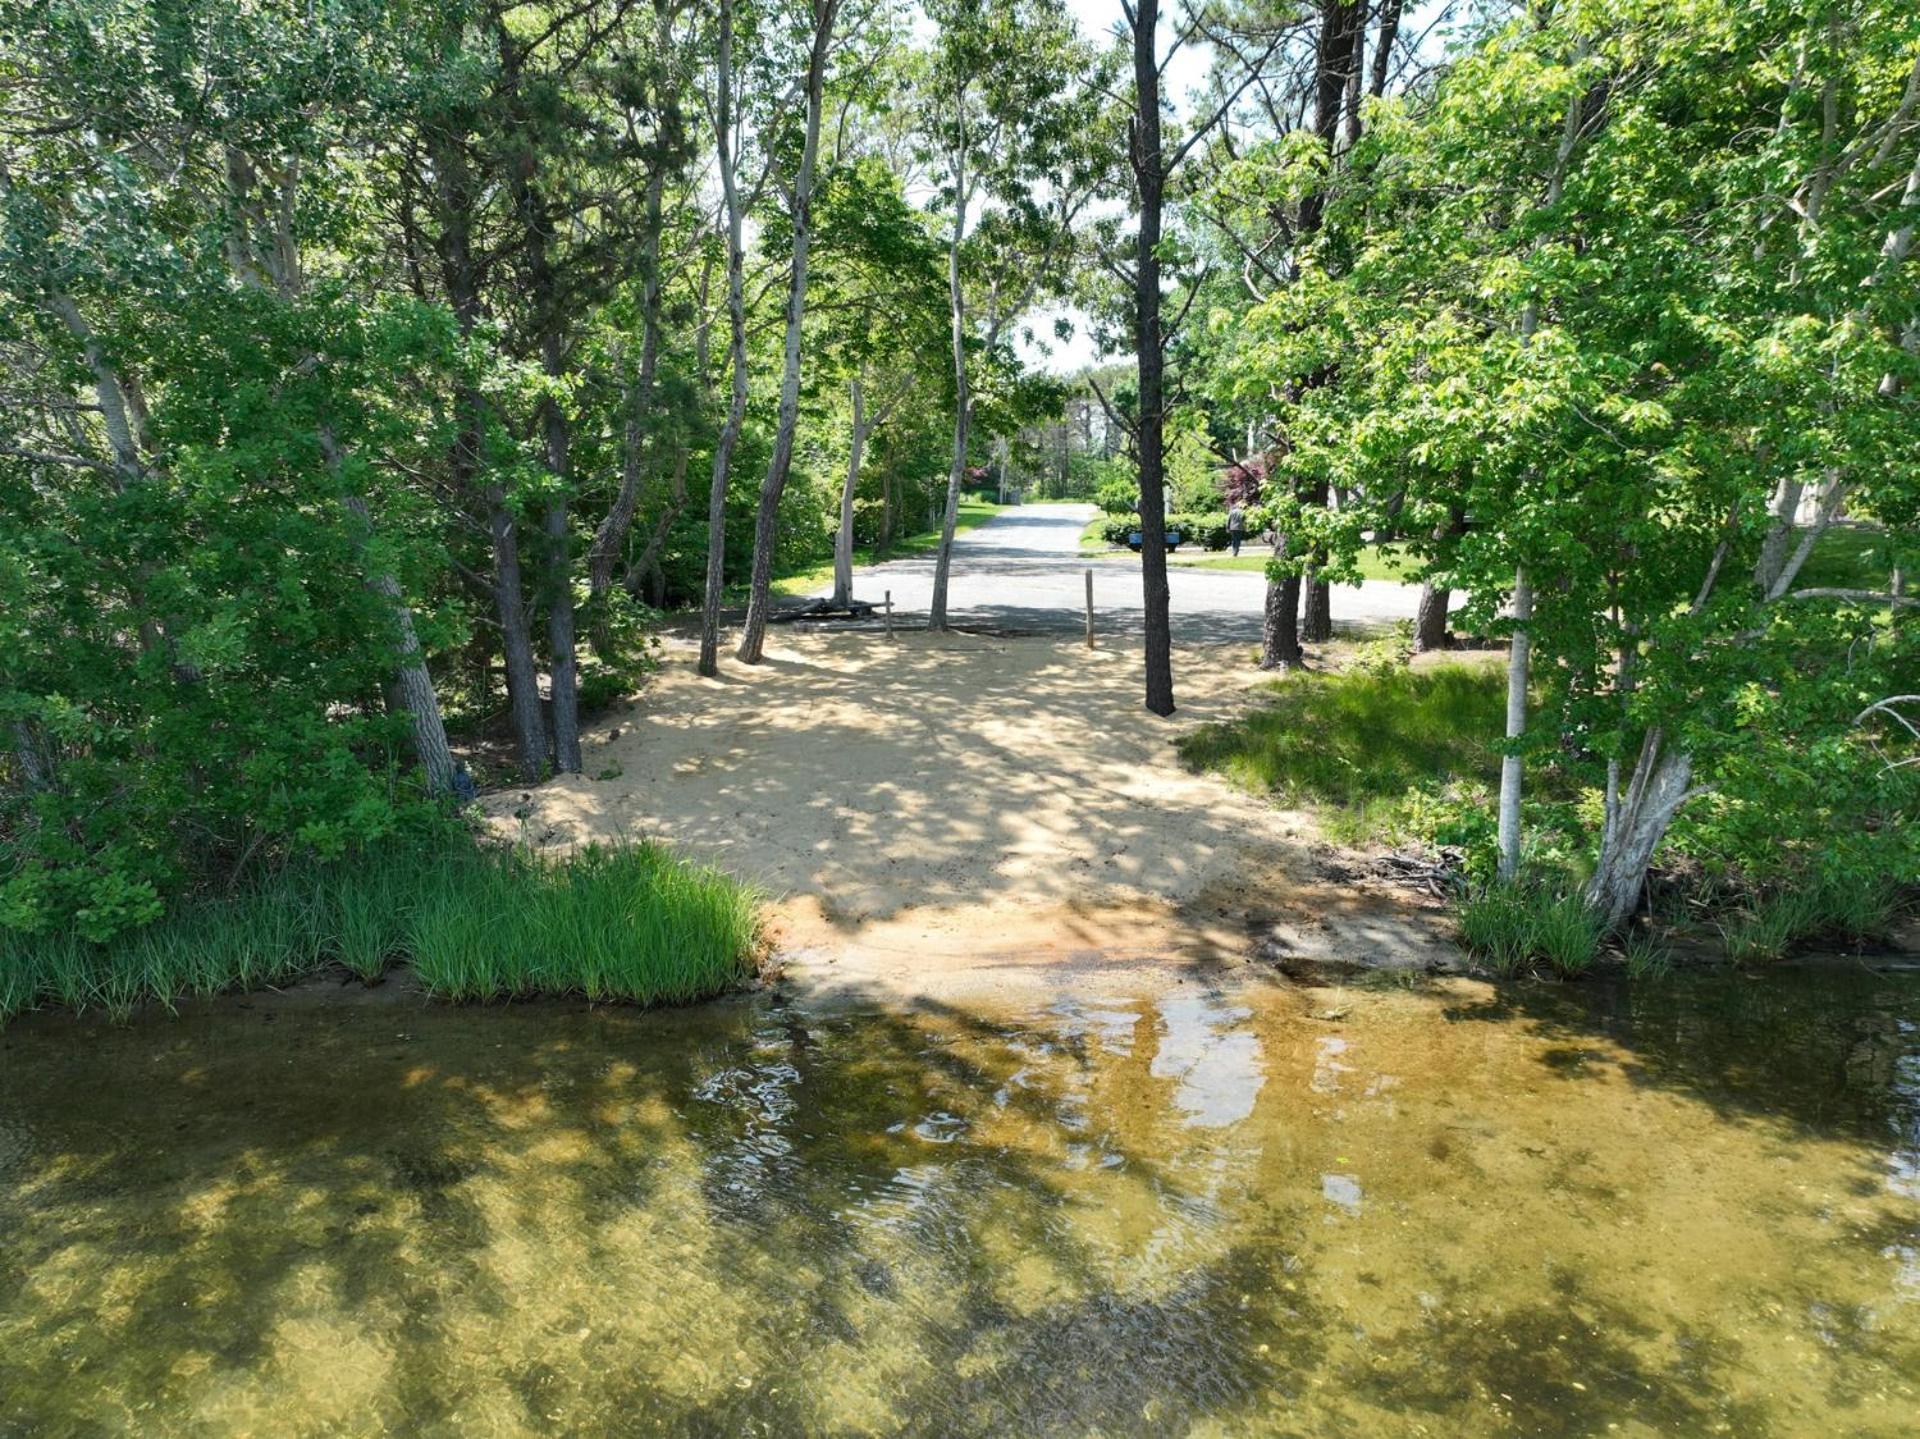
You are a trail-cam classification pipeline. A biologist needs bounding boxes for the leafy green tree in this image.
[1233,0,1920,922]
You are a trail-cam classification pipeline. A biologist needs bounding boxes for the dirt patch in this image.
[483,629,1457,998]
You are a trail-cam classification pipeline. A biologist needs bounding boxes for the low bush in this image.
[1167,512,1232,550]
[0,838,760,1024]
[1095,477,1138,515]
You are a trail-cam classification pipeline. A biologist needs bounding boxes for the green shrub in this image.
[1095,477,1138,515]
[1167,512,1232,550]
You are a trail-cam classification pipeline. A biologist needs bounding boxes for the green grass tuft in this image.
[1619,931,1675,981]
[1458,883,1603,979]
[0,839,760,1026]
[1719,872,1903,964]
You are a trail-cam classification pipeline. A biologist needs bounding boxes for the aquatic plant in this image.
[1619,932,1675,981]
[0,840,760,1024]
[1457,883,1602,979]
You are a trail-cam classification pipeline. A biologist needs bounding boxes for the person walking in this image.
[1228,501,1246,558]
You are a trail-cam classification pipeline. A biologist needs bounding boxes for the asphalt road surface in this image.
[803,502,1423,642]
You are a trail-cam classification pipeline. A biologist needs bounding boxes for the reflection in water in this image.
[1,970,1918,1436]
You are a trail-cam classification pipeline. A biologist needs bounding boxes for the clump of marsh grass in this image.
[1619,931,1675,981]
[1457,883,1603,979]
[1719,872,1903,964]
[0,839,760,1025]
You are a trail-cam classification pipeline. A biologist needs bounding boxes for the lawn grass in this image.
[0,839,760,1025]
[1178,664,1505,841]
[1795,525,1907,592]
[771,498,1006,598]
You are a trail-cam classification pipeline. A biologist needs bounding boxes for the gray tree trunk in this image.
[737,0,837,664]
[1586,733,1692,929]
[929,122,974,633]
[1496,56,1589,879]
[1302,567,1332,642]
[1495,566,1531,882]
[1412,579,1450,653]
[832,377,867,608]
[335,460,456,797]
[699,0,750,678]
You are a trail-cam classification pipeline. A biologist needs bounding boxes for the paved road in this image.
[804,502,1423,642]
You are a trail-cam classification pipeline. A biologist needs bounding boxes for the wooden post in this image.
[884,589,893,638]
[1084,568,1094,648]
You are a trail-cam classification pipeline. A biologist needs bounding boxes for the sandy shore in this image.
[483,628,1458,999]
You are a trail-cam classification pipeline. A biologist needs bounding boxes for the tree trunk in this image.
[1132,0,1175,715]
[1413,579,1450,654]
[1495,566,1532,882]
[1302,561,1332,642]
[832,376,866,608]
[930,116,974,633]
[699,0,750,679]
[1412,507,1464,654]
[515,135,581,773]
[1586,733,1692,929]
[1257,2,1359,664]
[544,501,581,773]
[337,471,455,797]
[490,493,548,780]
[1496,55,1589,877]
[11,723,49,789]
[737,0,836,664]
[625,440,690,601]
[585,43,672,613]
[1367,0,1403,100]
[1261,533,1303,670]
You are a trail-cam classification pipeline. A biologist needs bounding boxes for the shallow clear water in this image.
[2,968,1917,1437]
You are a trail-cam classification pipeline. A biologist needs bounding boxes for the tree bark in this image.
[1262,563,1304,671]
[832,376,867,608]
[512,122,582,773]
[1367,0,1403,100]
[1496,46,1589,879]
[336,461,456,797]
[929,108,974,633]
[699,0,750,678]
[1302,571,1332,642]
[1412,506,1465,654]
[1412,579,1451,653]
[587,155,666,615]
[737,0,837,664]
[1495,565,1531,883]
[1585,730,1692,929]
[1259,1,1359,661]
[489,490,549,780]
[1132,0,1176,715]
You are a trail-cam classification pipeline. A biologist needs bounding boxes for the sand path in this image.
[486,627,1456,1001]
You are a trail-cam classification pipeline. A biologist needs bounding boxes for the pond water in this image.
[2,967,1917,1437]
